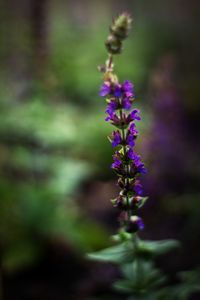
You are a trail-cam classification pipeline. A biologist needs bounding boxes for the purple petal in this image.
[129,123,138,135]
[114,84,122,97]
[127,148,136,159]
[127,133,135,147]
[111,131,122,147]
[99,82,111,97]
[122,97,132,110]
[129,109,141,121]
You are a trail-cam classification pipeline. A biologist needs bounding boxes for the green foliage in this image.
[88,235,180,264]
[0,97,111,270]
[87,236,200,300]
[114,261,166,294]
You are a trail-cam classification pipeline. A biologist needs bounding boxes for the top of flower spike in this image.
[110,12,132,40]
[105,13,132,55]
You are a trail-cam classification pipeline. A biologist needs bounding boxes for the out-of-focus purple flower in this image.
[121,97,132,110]
[128,109,141,122]
[99,82,111,96]
[105,99,118,115]
[126,215,144,232]
[134,180,143,195]
[133,216,144,230]
[122,80,135,98]
[114,84,122,97]
[110,130,122,147]
[132,154,147,174]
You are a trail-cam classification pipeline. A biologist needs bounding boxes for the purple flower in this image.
[105,99,118,115]
[111,153,122,169]
[132,216,144,230]
[127,148,135,159]
[133,180,143,195]
[126,215,144,232]
[105,112,119,123]
[121,97,132,110]
[128,109,141,121]
[126,132,135,147]
[132,154,147,174]
[122,80,135,98]
[114,84,122,97]
[110,131,122,147]
[129,123,138,135]
[99,82,111,96]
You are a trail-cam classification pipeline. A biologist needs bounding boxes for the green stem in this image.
[133,234,143,297]
[119,110,131,223]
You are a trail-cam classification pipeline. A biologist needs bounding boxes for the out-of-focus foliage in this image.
[0,97,112,270]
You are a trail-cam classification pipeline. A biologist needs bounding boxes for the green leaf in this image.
[114,260,166,295]
[137,197,148,208]
[137,239,180,258]
[87,241,135,264]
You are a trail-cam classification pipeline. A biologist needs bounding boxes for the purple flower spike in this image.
[110,131,122,147]
[100,82,111,96]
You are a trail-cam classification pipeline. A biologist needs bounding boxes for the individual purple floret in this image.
[126,132,136,147]
[122,80,135,98]
[111,152,122,169]
[129,123,138,135]
[109,130,122,147]
[105,99,119,115]
[99,82,111,96]
[126,215,144,233]
[127,148,135,160]
[132,154,147,174]
[133,180,143,195]
[121,97,132,110]
[127,109,141,122]
[114,84,122,97]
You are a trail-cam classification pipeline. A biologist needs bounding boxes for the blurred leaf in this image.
[114,260,166,295]
[137,239,180,258]
[87,241,135,264]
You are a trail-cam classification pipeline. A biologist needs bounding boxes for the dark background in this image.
[0,0,199,299]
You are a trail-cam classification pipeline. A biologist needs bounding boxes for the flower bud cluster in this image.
[100,78,147,233]
[105,13,132,55]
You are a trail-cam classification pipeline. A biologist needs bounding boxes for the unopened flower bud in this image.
[105,35,122,54]
[110,13,132,40]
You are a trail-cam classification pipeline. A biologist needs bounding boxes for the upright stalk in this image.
[99,13,147,234]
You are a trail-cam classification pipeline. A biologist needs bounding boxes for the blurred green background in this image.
[0,0,199,299]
